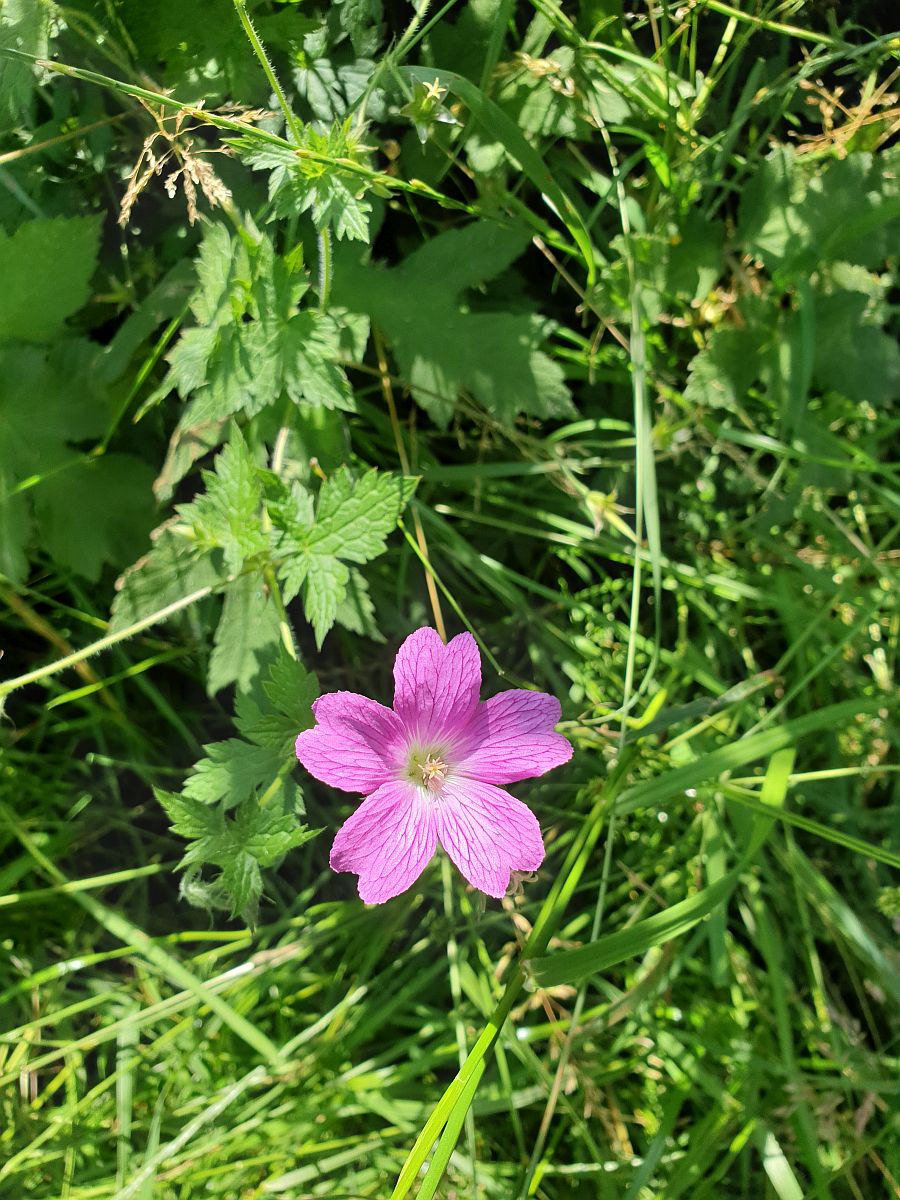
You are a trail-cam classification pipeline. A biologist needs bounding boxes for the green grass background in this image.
[0,1,898,1197]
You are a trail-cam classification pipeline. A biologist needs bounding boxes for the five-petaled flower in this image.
[295,628,572,904]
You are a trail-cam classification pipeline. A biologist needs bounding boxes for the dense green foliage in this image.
[1,1,898,1196]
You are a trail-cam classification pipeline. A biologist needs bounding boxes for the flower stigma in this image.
[406,747,449,793]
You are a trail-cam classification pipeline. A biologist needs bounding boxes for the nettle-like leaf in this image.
[271,467,417,646]
[176,433,269,574]
[154,222,354,429]
[737,147,900,277]
[0,0,50,123]
[332,221,574,427]
[0,216,102,342]
[156,652,319,923]
[109,432,267,636]
[231,122,373,242]
[207,574,283,696]
[108,525,228,634]
[0,338,157,586]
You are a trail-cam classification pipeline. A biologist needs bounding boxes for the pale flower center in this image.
[406,747,450,793]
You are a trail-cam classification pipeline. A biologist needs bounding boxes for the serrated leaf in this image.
[155,788,223,841]
[159,224,351,420]
[220,851,262,918]
[812,291,900,407]
[303,554,350,646]
[738,148,900,276]
[34,455,157,582]
[208,575,283,696]
[0,217,102,342]
[281,312,355,410]
[158,787,317,921]
[262,652,320,726]
[0,0,49,122]
[235,652,317,751]
[0,341,107,476]
[333,223,575,427]
[334,568,382,639]
[109,527,227,635]
[273,468,416,644]
[313,469,417,561]
[182,739,282,806]
[683,325,761,410]
[177,433,268,574]
[233,124,373,242]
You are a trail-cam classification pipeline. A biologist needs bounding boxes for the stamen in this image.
[420,754,447,792]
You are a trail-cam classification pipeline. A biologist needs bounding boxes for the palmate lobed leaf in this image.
[333,222,574,427]
[273,467,417,645]
[156,790,317,918]
[0,216,101,341]
[232,125,373,241]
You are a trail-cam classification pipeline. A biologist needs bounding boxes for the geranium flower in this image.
[295,628,572,903]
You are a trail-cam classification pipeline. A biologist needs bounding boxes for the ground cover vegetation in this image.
[0,0,898,1195]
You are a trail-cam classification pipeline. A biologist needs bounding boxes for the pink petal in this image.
[295,691,407,795]
[393,628,481,741]
[457,690,573,785]
[436,778,545,899]
[330,780,437,903]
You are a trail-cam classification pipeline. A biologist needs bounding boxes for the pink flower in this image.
[295,628,573,904]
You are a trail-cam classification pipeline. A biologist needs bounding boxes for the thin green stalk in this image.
[317,228,332,311]
[0,583,216,703]
[518,98,658,1194]
[231,0,304,144]
[389,751,635,1199]
[441,855,477,1195]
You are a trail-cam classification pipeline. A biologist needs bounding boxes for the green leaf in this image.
[207,575,283,696]
[738,148,900,277]
[0,471,30,585]
[0,217,102,341]
[0,0,50,122]
[177,433,268,574]
[312,469,418,561]
[334,223,574,427]
[273,468,416,644]
[155,789,223,841]
[812,291,900,406]
[235,651,319,752]
[157,789,317,920]
[0,341,107,476]
[234,124,373,241]
[401,66,596,286]
[108,527,227,635]
[33,455,157,582]
[181,739,282,806]
[683,325,761,410]
[302,554,350,647]
[281,312,355,410]
[334,568,381,639]
[158,224,352,420]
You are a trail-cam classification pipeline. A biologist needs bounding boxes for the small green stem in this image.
[0,584,215,703]
[317,228,332,311]
[231,0,304,144]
